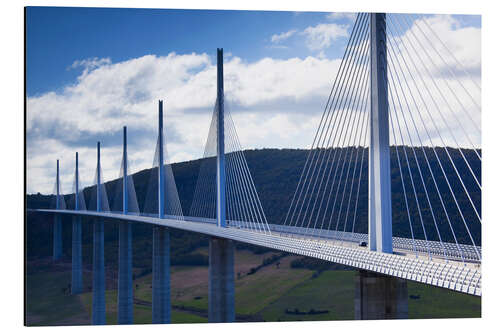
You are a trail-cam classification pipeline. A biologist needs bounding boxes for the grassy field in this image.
[79,290,207,324]
[260,270,356,322]
[25,248,480,326]
[25,270,90,326]
[407,280,481,319]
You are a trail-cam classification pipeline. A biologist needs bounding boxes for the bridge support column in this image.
[369,12,392,253]
[71,216,82,294]
[152,226,170,324]
[53,215,62,260]
[92,219,106,325]
[118,221,133,324]
[208,237,235,323]
[354,270,408,320]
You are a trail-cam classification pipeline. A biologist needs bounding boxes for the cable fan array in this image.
[284,13,371,241]
[385,14,481,261]
[66,153,87,211]
[283,13,481,263]
[57,124,183,222]
[143,128,184,220]
[46,13,480,265]
[50,164,66,210]
[111,131,140,215]
[189,96,271,234]
[88,159,110,212]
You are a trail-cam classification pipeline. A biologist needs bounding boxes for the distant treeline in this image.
[26,147,481,264]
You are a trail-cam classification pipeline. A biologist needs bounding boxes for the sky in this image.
[26,7,481,194]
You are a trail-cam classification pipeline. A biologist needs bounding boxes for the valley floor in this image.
[25,248,480,326]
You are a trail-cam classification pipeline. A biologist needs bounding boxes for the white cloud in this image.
[270,29,297,43]
[411,15,480,72]
[69,57,112,76]
[326,12,357,22]
[27,14,481,195]
[269,23,349,51]
[302,23,349,51]
[27,52,343,194]
[382,14,481,151]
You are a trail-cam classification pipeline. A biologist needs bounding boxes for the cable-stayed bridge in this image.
[31,12,481,324]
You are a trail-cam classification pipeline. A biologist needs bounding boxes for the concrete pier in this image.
[152,226,170,324]
[117,221,133,324]
[71,216,82,294]
[354,269,408,320]
[208,237,235,323]
[53,215,62,260]
[92,219,106,325]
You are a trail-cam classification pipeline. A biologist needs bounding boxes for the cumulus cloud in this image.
[271,29,297,43]
[69,57,112,76]
[27,14,480,195]
[384,14,481,149]
[27,52,343,194]
[269,23,349,51]
[302,23,349,51]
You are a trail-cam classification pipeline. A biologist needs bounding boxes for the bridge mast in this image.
[158,100,165,218]
[97,142,101,212]
[216,48,226,228]
[53,159,62,260]
[75,152,79,210]
[56,160,60,209]
[123,127,128,214]
[356,13,407,320]
[369,13,392,254]
[71,152,83,294]
[208,48,235,323]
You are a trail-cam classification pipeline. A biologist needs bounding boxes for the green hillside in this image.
[25,147,481,325]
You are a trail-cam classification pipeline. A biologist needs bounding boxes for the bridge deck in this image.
[33,209,481,296]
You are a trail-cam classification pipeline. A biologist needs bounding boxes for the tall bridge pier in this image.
[208,237,235,322]
[356,13,408,320]
[355,270,408,320]
[92,142,106,325]
[152,100,171,324]
[208,48,235,323]
[152,226,170,323]
[71,152,83,295]
[118,126,134,324]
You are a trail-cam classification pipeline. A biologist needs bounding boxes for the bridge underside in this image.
[36,209,481,297]
[355,270,408,320]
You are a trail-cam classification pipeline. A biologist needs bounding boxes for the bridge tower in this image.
[216,50,226,228]
[208,48,235,323]
[52,159,62,260]
[152,100,171,324]
[71,152,83,295]
[92,141,106,325]
[355,13,408,320]
[118,126,133,324]
[368,12,392,254]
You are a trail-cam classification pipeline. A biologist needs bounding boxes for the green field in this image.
[25,249,480,326]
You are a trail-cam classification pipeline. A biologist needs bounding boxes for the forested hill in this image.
[27,147,481,248]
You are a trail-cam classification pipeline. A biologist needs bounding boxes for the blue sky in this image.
[26,7,481,194]
[27,7,355,96]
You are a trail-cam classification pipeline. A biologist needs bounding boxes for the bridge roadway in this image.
[35,208,482,297]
